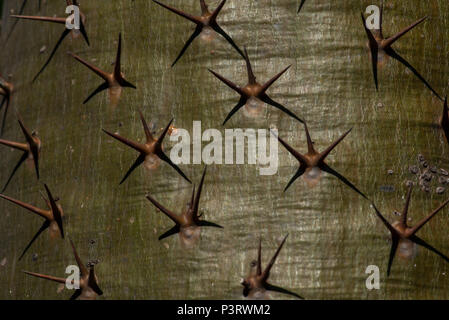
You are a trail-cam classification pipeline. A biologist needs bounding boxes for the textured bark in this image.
[1,0,449,300]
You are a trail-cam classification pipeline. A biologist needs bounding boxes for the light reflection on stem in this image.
[179,226,201,249]
[397,238,417,260]
[144,153,161,170]
[200,27,217,43]
[303,167,322,188]
[243,97,264,118]
[108,86,122,107]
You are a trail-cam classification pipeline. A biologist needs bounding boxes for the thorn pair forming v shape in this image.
[0,184,64,260]
[102,111,191,185]
[11,0,90,82]
[152,0,244,66]
[24,240,103,300]
[0,116,41,192]
[371,185,449,276]
[273,123,367,199]
[241,234,304,299]
[361,0,442,100]
[146,166,222,240]
[209,48,303,125]
[68,33,136,104]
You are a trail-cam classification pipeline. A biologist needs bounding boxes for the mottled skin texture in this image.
[11,0,90,82]
[23,240,103,300]
[371,185,449,276]
[68,33,136,105]
[241,234,303,299]
[152,0,244,66]
[274,122,367,198]
[146,166,223,241]
[0,184,64,260]
[102,111,191,185]
[361,0,442,100]
[209,48,303,125]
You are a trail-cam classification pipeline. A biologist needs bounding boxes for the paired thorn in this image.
[241,234,304,299]
[11,1,90,81]
[24,239,103,300]
[102,111,191,184]
[361,2,442,100]
[68,33,136,104]
[209,48,302,125]
[0,184,64,260]
[273,123,367,198]
[0,115,41,192]
[371,185,449,277]
[152,0,244,66]
[146,166,222,241]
